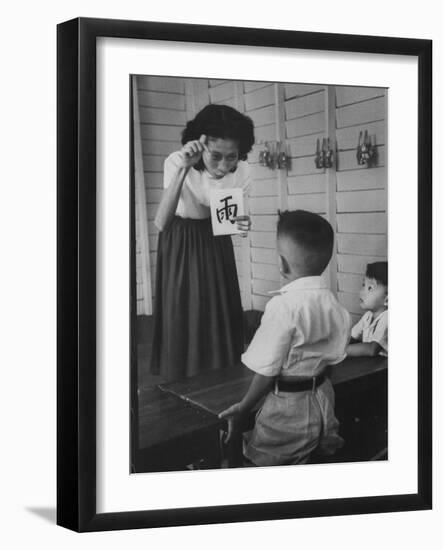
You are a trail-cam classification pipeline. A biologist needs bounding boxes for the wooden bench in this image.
[133,385,222,473]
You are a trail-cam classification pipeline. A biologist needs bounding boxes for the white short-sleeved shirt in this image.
[351,310,388,356]
[163,151,251,219]
[241,277,352,378]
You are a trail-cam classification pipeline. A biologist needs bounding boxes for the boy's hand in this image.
[233,215,251,238]
[179,134,208,168]
[218,402,245,444]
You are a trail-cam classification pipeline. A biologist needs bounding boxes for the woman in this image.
[150,104,255,381]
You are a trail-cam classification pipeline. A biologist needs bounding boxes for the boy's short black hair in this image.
[366,262,388,287]
[277,210,334,275]
[181,104,255,171]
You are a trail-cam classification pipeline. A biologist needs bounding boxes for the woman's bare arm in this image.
[154,163,189,231]
[155,135,207,231]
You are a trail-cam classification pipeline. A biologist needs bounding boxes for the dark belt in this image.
[275,373,326,394]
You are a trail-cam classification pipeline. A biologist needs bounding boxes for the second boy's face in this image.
[202,137,239,179]
[359,277,388,312]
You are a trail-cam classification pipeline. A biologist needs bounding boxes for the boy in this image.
[346,262,388,357]
[219,210,352,466]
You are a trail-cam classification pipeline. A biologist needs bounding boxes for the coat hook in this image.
[259,142,272,167]
[269,141,277,169]
[260,141,289,171]
[315,138,324,168]
[315,137,334,169]
[277,141,288,169]
[324,138,334,168]
[356,130,375,166]
[258,141,265,166]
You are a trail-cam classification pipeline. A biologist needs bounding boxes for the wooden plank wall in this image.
[135,187,143,314]
[133,77,153,315]
[334,87,387,324]
[134,79,144,314]
[284,82,329,286]
[134,77,387,320]
[135,76,187,309]
[243,81,280,311]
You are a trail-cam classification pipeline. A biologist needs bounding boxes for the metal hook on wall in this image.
[315,138,324,169]
[258,142,271,167]
[258,141,289,170]
[315,138,334,169]
[277,142,288,169]
[324,138,334,168]
[356,130,376,166]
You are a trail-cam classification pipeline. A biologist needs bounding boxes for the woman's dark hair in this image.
[366,262,388,287]
[181,104,255,171]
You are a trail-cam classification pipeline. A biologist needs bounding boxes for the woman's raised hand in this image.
[179,134,208,168]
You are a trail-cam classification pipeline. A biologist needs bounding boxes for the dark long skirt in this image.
[149,216,244,382]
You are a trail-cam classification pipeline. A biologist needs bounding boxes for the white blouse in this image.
[163,151,251,219]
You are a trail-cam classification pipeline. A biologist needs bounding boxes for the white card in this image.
[209,188,244,236]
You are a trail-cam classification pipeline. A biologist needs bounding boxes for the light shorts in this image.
[244,377,344,466]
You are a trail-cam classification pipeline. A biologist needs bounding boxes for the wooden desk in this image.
[134,385,222,473]
[160,356,387,416]
[160,356,387,466]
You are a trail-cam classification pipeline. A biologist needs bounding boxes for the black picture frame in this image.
[57,17,432,532]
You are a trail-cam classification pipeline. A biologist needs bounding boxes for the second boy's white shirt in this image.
[351,310,388,356]
[242,276,352,378]
[163,151,251,219]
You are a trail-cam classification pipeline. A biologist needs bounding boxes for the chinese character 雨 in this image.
[216,195,238,224]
